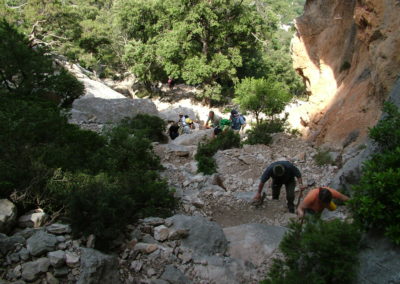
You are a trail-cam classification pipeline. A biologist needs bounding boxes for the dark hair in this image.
[273,164,285,177]
[319,188,332,204]
[231,109,238,115]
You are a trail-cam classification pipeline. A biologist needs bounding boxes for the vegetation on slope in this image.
[0,0,305,104]
[0,22,175,249]
[350,102,400,245]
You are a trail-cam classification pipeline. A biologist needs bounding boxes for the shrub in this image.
[262,219,361,284]
[314,149,334,166]
[246,117,287,145]
[350,102,400,244]
[113,114,168,143]
[195,130,241,174]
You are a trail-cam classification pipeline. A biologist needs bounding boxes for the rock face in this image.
[63,60,159,128]
[223,224,287,266]
[0,199,17,234]
[290,0,400,148]
[166,215,228,256]
[71,97,158,124]
[172,129,213,146]
[357,233,400,284]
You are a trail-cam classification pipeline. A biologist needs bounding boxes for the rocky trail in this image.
[0,63,359,284]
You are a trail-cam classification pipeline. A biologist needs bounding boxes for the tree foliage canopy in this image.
[234,77,291,122]
[0,0,306,102]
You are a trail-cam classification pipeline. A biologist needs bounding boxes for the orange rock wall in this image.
[290,0,400,148]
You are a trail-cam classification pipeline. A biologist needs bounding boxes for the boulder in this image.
[18,209,47,228]
[154,225,169,242]
[70,97,158,124]
[65,251,80,267]
[0,199,17,233]
[77,248,120,284]
[26,231,57,256]
[48,250,66,268]
[160,265,192,284]
[357,233,400,284]
[159,107,197,122]
[46,223,71,235]
[166,215,227,256]
[0,235,25,256]
[193,255,255,284]
[172,129,213,146]
[223,223,287,266]
[21,257,50,281]
[164,144,191,157]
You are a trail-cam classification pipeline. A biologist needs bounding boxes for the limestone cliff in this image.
[290,0,400,148]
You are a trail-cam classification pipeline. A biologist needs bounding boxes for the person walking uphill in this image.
[297,187,349,218]
[253,161,305,213]
[230,110,245,132]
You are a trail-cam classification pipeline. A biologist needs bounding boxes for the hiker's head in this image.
[318,188,332,204]
[231,109,238,117]
[209,111,214,118]
[272,164,285,177]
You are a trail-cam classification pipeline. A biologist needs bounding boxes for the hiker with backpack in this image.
[253,161,306,213]
[297,187,349,218]
[230,110,246,132]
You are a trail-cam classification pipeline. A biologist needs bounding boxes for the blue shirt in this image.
[231,115,245,130]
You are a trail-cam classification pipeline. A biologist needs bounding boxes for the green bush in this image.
[262,219,361,284]
[195,130,241,175]
[0,23,176,249]
[350,102,400,244]
[246,117,287,145]
[112,114,168,143]
[314,149,334,166]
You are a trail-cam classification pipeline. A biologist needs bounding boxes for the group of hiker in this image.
[168,109,246,140]
[168,109,346,218]
[204,110,246,138]
[168,114,196,140]
[253,160,350,218]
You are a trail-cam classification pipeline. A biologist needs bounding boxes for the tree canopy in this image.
[0,0,306,103]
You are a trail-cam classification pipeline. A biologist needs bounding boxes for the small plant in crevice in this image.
[314,149,335,166]
[340,61,351,72]
[195,130,241,175]
[262,219,361,284]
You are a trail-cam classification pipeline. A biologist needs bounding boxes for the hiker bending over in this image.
[204,111,220,129]
[253,161,305,213]
[168,122,179,140]
[212,118,231,138]
[230,110,246,132]
[297,187,349,218]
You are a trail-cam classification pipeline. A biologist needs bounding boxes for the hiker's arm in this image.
[254,182,265,201]
[328,188,350,202]
[297,177,306,190]
[297,202,305,218]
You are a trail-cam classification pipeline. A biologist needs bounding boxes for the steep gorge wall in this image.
[290,0,400,148]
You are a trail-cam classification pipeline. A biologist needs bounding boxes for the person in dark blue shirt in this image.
[253,161,305,213]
